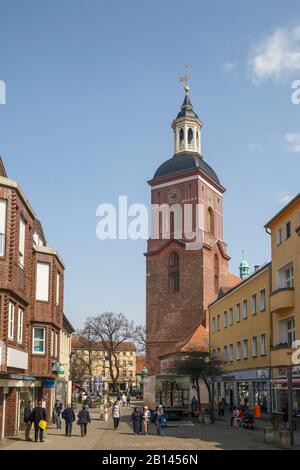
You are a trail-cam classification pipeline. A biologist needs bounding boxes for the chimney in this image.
[254,265,260,272]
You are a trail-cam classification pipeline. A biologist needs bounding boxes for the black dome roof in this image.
[153,153,220,184]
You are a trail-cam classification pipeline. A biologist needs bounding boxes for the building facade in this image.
[145,88,239,374]
[0,158,72,437]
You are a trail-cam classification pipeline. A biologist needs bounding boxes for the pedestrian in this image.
[77,405,91,437]
[53,399,63,429]
[62,404,76,437]
[126,393,131,407]
[218,400,225,417]
[155,405,167,436]
[112,400,122,430]
[142,406,151,435]
[130,407,142,435]
[24,400,33,441]
[121,393,126,407]
[230,407,237,427]
[104,403,109,422]
[31,401,47,442]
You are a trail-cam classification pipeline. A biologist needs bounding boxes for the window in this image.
[229,344,234,362]
[287,318,296,347]
[33,232,44,247]
[0,199,7,256]
[8,302,14,340]
[243,299,248,319]
[188,128,194,145]
[229,308,233,326]
[56,273,60,305]
[279,317,296,346]
[208,208,214,235]
[243,339,248,359]
[17,308,24,343]
[36,262,50,301]
[169,252,179,266]
[212,317,216,333]
[33,327,46,354]
[252,336,258,357]
[217,315,220,331]
[18,217,26,268]
[261,334,266,356]
[128,361,133,366]
[169,272,179,292]
[236,303,241,322]
[224,311,228,328]
[55,332,58,357]
[179,128,184,145]
[236,341,241,360]
[123,360,126,366]
[51,330,55,356]
[252,294,257,315]
[260,289,266,311]
[277,227,283,245]
[276,262,294,289]
[285,221,291,240]
[224,346,228,362]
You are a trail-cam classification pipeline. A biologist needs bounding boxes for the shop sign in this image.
[277,366,300,378]
[257,368,270,379]
[42,378,56,388]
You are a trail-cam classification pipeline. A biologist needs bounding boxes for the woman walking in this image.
[77,405,91,437]
[155,405,166,436]
[130,407,142,435]
[112,400,122,430]
[142,406,151,435]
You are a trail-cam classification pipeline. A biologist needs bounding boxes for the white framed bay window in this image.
[33,327,46,354]
[17,308,24,343]
[8,302,15,340]
[19,217,26,268]
[36,262,50,301]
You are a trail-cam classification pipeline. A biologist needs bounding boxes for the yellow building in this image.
[265,193,300,415]
[209,263,271,411]
[209,193,300,416]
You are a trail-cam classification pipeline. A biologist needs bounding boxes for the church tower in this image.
[145,87,235,374]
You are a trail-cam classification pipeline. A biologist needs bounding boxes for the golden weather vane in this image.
[179,65,191,93]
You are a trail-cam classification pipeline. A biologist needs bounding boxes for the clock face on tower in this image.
[168,188,180,204]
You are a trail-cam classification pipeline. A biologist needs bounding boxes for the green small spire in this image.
[239,251,249,280]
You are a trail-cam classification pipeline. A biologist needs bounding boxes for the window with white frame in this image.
[51,330,55,356]
[243,339,248,359]
[56,273,60,306]
[276,262,294,289]
[224,346,228,362]
[285,221,291,240]
[8,302,14,340]
[229,308,233,326]
[212,317,216,333]
[252,294,257,315]
[33,327,46,354]
[252,336,258,357]
[236,341,241,360]
[236,303,241,322]
[224,311,228,328]
[229,344,234,362]
[17,308,24,343]
[279,317,295,347]
[217,315,220,331]
[36,262,50,301]
[277,227,283,245]
[55,332,58,357]
[243,299,248,319]
[18,217,26,268]
[260,288,266,311]
[261,333,266,356]
[0,199,7,257]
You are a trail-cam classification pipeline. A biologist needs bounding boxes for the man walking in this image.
[62,404,76,437]
[24,400,33,441]
[31,401,47,442]
[53,399,63,429]
[77,405,91,437]
[112,400,122,430]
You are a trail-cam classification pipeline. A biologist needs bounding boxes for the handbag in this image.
[39,419,47,430]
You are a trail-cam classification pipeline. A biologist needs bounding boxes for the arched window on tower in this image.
[196,131,199,150]
[214,254,219,295]
[188,128,194,145]
[179,128,184,147]
[208,207,214,235]
[169,252,179,292]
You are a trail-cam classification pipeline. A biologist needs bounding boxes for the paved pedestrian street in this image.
[1,405,300,451]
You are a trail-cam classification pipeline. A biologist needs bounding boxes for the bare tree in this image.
[86,312,136,391]
[133,324,146,355]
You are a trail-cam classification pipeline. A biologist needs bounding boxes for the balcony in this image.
[270,344,293,367]
[270,287,294,312]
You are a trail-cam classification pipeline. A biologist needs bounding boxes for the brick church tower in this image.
[145,86,238,374]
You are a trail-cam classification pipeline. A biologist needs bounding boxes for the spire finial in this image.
[179,65,191,94]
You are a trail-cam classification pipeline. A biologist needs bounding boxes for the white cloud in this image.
[249,26,300,84]
[285,133,300,153]
[223,62,236,72]
[279,191,293,205]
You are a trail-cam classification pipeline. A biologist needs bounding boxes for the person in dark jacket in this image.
[77,405,91,437]
[62,404,76,436]
[31,401,47,442]
[24,400,33,441]
[130,407,142,434]
[53,400,63,429]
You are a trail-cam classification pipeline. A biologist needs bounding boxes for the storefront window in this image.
[272,386,300,415]
[253,382,269,413]
[238,382,249,406]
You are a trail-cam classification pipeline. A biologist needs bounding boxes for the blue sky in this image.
[0,0,300,329]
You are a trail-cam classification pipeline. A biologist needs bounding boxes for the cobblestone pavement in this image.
[1,404,299,451]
